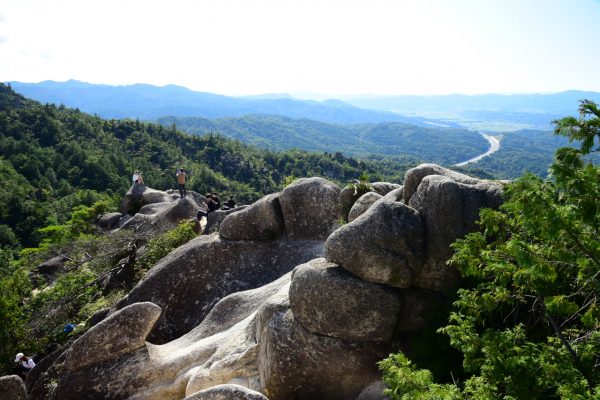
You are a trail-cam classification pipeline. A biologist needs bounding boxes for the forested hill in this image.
[157,114,489,165]
[0,83,419,249]
[462,129,572,179]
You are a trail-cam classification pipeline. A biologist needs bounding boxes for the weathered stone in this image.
[289,258,402,341]
[117,213,132,228]
[371,182,401,196]
[382,187,403,202]
[257,307,392,400]
[355,380,388,400]
[279,177,342,240]
[339,184,372,220]
[31,172,504,400]
[182,274,292,397]
[88,307,110,327]
[96,212,122,230]
[204,206,247,234]
[113,234,324,343]
[220,194,285,241]
[348,192,382,222]
[120,197,200,235]
[324,199,425,288]
[34,264,403,400]
[35,255,68,275]
[402,163,481,204]
[64,302,161,372]
[43,274,293,400]
[120,184,177,215]
[185,384,269,400]
[408,174,504,291]
[0,375,26,400]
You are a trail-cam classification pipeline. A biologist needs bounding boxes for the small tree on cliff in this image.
[380,100,600,399]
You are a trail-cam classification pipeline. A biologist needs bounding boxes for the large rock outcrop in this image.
[113,234,324,343]
[184,384,269,400]
[401,163,482,203]
[0,375,26,400]
[256,300,392,400]
[121,184,180,215]
[279,177,342,240]
[219,194,285,241]
[64,302,161,371]
[327,164,504,292]
[325,199,425,288]
[120,196,201,235]
[289,258,402,341]
[25,167,505,400]
[34,274,287,399]
[407,172,504,290]
[348,192,382,222]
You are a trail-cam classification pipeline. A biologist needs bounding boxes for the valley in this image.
[8,80,592,180]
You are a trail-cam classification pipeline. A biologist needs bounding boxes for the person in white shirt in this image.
[15,352,35,374]
[132,171,145,185]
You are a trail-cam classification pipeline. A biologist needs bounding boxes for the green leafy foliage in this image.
[0,83,414,249]
[380,101,600,399]
[134,219,198,279]
[380,353,463,400]
[0,214,198,375]
[0,265,32,374]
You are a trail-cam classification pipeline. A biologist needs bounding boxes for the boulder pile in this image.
[9,165,505,400]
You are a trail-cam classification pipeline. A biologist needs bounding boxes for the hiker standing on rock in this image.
[132,171,144,185]
[176,168,187,199]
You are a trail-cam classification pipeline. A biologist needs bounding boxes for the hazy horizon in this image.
[8,78,600,102]
[2,0,600,97]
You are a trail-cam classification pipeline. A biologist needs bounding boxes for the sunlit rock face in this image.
[25,167,505,400]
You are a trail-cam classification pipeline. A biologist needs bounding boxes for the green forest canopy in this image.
[0,83,418,249]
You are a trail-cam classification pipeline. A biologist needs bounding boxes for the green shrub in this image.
[135,220,198,279]
[379,353,463,400]
[379,101,600,399]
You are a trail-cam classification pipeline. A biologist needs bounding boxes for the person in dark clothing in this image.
[196,194,216,220]
[211,192,221,210]
[224,196,236,209]
[206,194,219,213]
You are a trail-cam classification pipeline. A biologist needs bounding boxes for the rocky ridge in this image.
[4,164,505,400]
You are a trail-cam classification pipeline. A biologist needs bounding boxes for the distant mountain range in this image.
[345,91,600,131]
[8,80,447,126]
[7,80,597,177]
[9,80,599,132]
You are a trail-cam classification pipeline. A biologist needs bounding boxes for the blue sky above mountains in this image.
[1,0,599,97]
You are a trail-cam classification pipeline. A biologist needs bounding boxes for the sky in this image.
[1,0,600,97]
